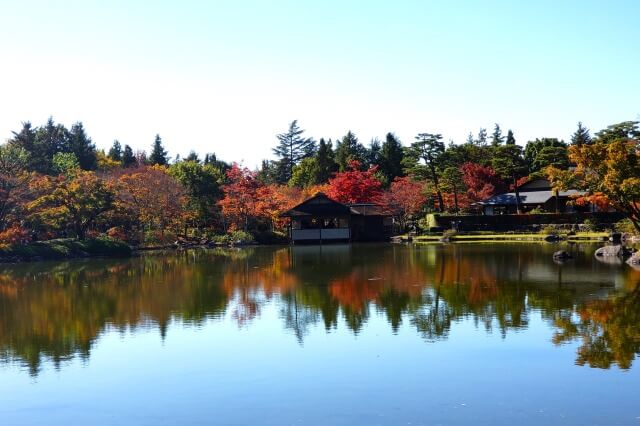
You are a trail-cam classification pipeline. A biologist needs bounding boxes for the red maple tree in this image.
[377,177,426,229]
[460,162,506,203]
[219,164,262,231]
[327,161,382,204]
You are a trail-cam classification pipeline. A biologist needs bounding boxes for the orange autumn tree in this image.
[547,137,640,231]
[115,165,188,242]
[27,170,114,239]
[327,160,382,204]
[255,185,306,231]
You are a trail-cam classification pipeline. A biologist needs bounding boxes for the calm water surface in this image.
[1,243,639,425]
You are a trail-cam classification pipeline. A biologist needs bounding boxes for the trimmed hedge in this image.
[428,212,625,232]
[0,238,132,261]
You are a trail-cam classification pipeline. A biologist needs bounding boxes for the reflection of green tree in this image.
[552,284,640,369]
[408,286,452,340]
[377,287,411,333]
[0,253,230,375]
[1,243,638,375]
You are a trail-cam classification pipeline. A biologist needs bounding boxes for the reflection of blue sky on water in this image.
[0,244,639,424]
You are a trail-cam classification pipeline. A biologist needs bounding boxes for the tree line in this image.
[0,117,639,246]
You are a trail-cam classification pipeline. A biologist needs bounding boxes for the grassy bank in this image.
[401,231,609,243]
[0,238,133,262]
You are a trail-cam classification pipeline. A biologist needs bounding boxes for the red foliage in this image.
[573,192,611,210]
[511,176,530,191]
[461,162,506,203]
[0,226,30,247]
[219,164,263,231]
[377,177,426,226]
[441,192,471,211]
[327,161,382,204]
[254,184,307,230]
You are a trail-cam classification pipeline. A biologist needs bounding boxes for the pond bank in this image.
[0,238,132,262]
[397,232,610,243]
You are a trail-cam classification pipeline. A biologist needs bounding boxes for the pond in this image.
[1,243,639,425]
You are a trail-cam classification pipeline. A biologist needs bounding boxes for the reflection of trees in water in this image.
[552,284,640,369]
[408,286,452,341]
[1,243,639,375]
[0,252,230,375]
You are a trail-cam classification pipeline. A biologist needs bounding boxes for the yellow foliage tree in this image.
[547,138,640,231]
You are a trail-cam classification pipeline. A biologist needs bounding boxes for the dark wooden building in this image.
[476,178,589,215]
[281,193,392,243]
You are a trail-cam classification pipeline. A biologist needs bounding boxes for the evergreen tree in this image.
[524,138,567,172]
[16,117,68,174]
[440,166,466,214]
[335,131,367,171]
[571,122,592,146]
[366,138,382,168]
[315,138,338,183]
[476,128,488,145]
[203,153,229,172]
[505,129,516,145]
[272,120,315,183]
[257,160,279,184]
[594,121,639,143]
[491,123,504,146]
[185,151,200,163]
[108,140,123,162]
[9,122,38,171]
[65,122,97,170]
[491,144,527,213]
[404,133,446,212]
[378,132,405,185]
[465,132,474,145]
[122,144,136,168]
[149,134,168,165]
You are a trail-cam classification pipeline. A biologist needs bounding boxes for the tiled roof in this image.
[477,189,586,206]
[348,204,392,216]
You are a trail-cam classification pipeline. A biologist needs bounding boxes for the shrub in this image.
[614,218,637,235]
[228,230,254,244]
[0,226,30,249]
[106,227,128,241]
[582,218,598,232]
[528,207,545,214]
[540,225,557,235]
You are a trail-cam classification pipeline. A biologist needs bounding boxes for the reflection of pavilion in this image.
[1,244,639,374]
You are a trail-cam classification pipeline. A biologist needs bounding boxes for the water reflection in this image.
[0,243,639,375]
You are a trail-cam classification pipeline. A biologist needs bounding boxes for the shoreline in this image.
[0,238,133,263]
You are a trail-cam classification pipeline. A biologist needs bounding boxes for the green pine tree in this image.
[378,132,404,184]
[571,122,592,146]
[491,123,504,146]
[335,131,367,171]
[272,120,316,183]
[149,134,169,166]
[315,138,338,183]
[108,140,123,162]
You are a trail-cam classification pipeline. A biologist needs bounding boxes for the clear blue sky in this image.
[1,0,638,167]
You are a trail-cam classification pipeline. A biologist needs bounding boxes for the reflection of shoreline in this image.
[0,244,638,375]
